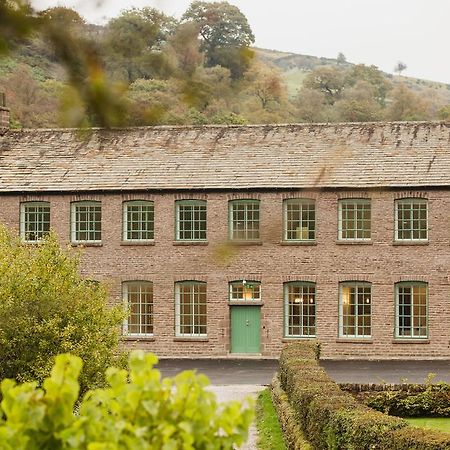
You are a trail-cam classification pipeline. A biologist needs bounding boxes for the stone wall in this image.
[1,188,450,358]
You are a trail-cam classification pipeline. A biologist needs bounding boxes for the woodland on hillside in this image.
[1,1,450,128]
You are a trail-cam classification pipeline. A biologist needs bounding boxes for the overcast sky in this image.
[31,0,450,84]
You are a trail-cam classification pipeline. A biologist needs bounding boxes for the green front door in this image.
[230,306,261,353]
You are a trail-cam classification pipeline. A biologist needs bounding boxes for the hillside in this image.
[255,47,450,102]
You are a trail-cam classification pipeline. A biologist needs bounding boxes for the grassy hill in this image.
[254,47,450,102]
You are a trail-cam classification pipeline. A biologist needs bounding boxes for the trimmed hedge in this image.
[278,342,450,450]
[271,375,312,450]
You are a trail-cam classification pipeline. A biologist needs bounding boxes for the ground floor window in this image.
[339,282,371,338]
[395,282,428,338]
[175,281,207,337]
[229,280,261,301]
[20,201,50,242]
[284,282,316,337]
[123,281,153,336]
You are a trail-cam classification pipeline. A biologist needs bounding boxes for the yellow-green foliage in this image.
[0,351,254,449]
[0,226,124,393]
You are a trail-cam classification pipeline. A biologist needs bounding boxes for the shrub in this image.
[0,351,254,449]
[0,227,124,393]
[278,342,450,450]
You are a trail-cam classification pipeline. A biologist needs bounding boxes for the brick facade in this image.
[1,188,449,359]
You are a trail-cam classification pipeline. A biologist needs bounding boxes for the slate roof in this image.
[0,122,449,192]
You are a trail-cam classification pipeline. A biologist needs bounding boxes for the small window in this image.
[20,201,50,242]
[229,280,261,301]
[71,201,101,244]
[338,199,371,240]
[284,282,316,338]
[339,282,371,338]
[123,200,154,242]
[229,200,260,241]
[284,199,315,241]
[395,199,428,241]
[175,281,207,337]
[175,200,207,241]
[123,281,153,336]
[395,282,428,338]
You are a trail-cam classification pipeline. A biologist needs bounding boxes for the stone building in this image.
[0,116,450,359]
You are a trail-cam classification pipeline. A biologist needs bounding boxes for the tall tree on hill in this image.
[103,7,178,82]
[182,1,255,78]
[394,61,407,76]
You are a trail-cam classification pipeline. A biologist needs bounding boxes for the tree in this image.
[303,66,345,105]
[394,61,407,75]
[337,52,347,65]
[0,227,124,394]
[438,104,450,120]
[334,80,383,122]
[386,83,431,121]
[0,352,254,448]
[182,1,255,76]
[103,7,177,82]
[294,87,331,123]
[345,64,392,105]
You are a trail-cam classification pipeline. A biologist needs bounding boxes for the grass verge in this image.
[256,388,287,450]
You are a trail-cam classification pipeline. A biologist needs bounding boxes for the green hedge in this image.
[279,342,450,450]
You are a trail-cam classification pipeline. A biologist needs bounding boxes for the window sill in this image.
[71,242,102,247]
[393,241,429,246]
[173,241,209,246]
[335,338,373,344]
[392,339,430,344]
[280,240,317,246]
[121,240,155,246]
[335,240,373,245]
[228,240,263,246]
[173,337,209,342]
[228,301,263,306]
[122,335,155,342]
[282,337,316,342]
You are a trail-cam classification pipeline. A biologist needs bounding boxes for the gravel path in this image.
[207,384,265,450]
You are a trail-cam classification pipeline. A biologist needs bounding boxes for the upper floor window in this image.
[229,280,261,302]
[123,281,153,336]
[339,282,371,338]
[395,199,428,241]
[175,200,207,241]
[175,281,207,337]
[338,199,371,241]
[284,199,315,241]
[123,200,154,242]
[284,282,316,338]
[20,201,50,243]
[229,200,260,241]
[71,201,101,244]
[395,282,428,339]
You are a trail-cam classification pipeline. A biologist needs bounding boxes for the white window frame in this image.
[284,282,316,338]
[394,198,428,242]
[122,281,154,337]
[70,201,102,244]
[123,200,154,242]
[339,282,372,339]
[229,280,261,302]
[175,281,207,338]
[338,199,371,241]
[283,199,316,242]
[20,201,50,243]
[175,200,207,241]
[395,282,428,339]
[228,199,260,241]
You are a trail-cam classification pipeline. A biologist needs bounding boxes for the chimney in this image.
[0,93,10,129]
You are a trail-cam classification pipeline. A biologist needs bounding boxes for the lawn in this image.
[405,418,450,434]
[256,388,286,450]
